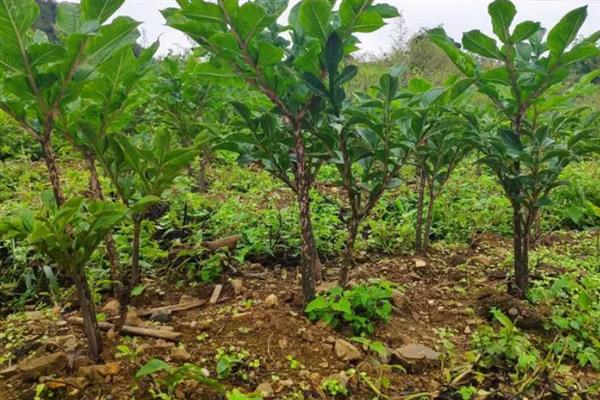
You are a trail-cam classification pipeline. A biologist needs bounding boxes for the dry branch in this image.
[67,317,181,341]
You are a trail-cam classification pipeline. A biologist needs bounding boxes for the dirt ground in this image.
[0,234,598,399]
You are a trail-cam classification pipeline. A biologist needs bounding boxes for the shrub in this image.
[305,281,396,334]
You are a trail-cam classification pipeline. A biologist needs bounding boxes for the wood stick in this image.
[67,317,181,341]
[209,284,223,304]
[137,299,206,317]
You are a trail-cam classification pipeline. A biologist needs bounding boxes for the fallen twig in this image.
[67,317,181,341]
[137,299,206,317]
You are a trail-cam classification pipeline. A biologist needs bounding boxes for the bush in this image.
[305,281,397,334]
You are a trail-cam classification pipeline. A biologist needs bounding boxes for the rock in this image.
[324,335,336,344]
[18,351,68,380]
[78,362,121,382]
[70,355,93,370]
[508,307,519,317]
[101,299,121,317]
[414,258,427,268]
[231,279,244,295]
[464,326,472,334]
[264,294,279,307]
[196,318,214,331]
[391,344,441,373]
[126,308,146,327]
[179,294,195,304]
[155,339,175,349]
[255,382,274,397]
[171,347,192,362]
[473,255,493,267]
[316,281,338,294]
[149,309,172,323]
[334,339,362,362]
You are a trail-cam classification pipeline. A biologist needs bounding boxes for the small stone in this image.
[78,362,121,383]
[464,326,472,334]
[334,339,362,362]
[179,294,195,304]
[231,279,244,295]
[71,355,93,370]
[196,318,214,331]
[391,344,441,373]
[18,352,68,380]
[149,309,172,323]
[508,307,519,317]
[324,335,336,344]
[264,294,279,307]
[155,339,175,349]
[316,281,338,294]
[278,338,288,349]
[318,361,329,368]
[279,378,294,387]
[126,308,146,327]
[171,347,192,362]
[255,382,273,397]
[414,259,427,268]
[101,299,121,317]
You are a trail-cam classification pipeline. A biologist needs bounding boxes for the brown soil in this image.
[0,235,598,399]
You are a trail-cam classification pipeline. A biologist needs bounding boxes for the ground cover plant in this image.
[0,0,598,399]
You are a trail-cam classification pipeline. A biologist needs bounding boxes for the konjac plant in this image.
[429,0,600,296]
[164,0,399,302]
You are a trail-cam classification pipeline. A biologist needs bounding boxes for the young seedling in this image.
[0,194,127,361]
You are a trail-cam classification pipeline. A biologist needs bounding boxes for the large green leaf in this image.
[488,0,516,43]
[76,17,141,81]
[233,3,273,41]
[339,0,385,33]
[299,0,331,43]
[462,30,501,59]
[81,0,125,24]
[511,21,540,43]
[428,28,477,78]
[0,0,38,74]
[547,6,587,59]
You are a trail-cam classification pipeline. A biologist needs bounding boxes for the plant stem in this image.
[73,268,103,362]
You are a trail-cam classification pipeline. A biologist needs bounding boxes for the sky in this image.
[60,0,600,56]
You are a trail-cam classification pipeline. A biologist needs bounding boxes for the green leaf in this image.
[462,30,501,59]
[0,0,39,74]
[560,43,600,67]
[257,41,284,67]
[368,4,399,18]
[324,32,343,76]
[547,6,587,59]
[488,0,516,43]
[131,195,161,214]
[233,3,273,41]
[299,0,331,43]
[81,0,125,24]
[428,28,477,78]
[511,21,541,42]
[256,0,288,17]
[136,359,173,378]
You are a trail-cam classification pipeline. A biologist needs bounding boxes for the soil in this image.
[0,234,598,399]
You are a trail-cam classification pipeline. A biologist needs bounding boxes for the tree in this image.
[1,195,127,361]
[143,55,232,192]
[58,43,158,293]
[429,0,600,296]
[407,77,475,253]
[164,0,399,302]
[0,0,140,206]
[304,63,410,286]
